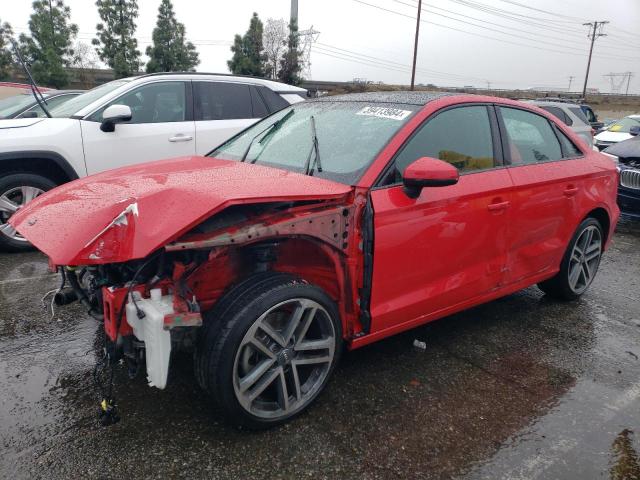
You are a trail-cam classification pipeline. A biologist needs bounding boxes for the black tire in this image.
[195,272,342,429]
[538,217,604,300]
[0,173,57,252]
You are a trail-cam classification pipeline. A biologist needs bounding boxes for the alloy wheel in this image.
[0,186,44,242]
[232,298,336,420]
[568,225,602,294]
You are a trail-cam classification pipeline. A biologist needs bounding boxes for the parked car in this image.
[529,100,595,148]
[594,115,640,150]
[534,97,603,130]
[602,130,640,218]
[0,90,83,120]
[0,72,306,251]
[0,81,52,100]
[11,92,619,428]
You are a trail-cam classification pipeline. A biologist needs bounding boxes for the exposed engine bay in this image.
[52,198,363,395]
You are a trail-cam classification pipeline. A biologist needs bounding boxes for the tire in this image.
[196,272,342,429]
[0,173,57,252]
[538,217,604,300]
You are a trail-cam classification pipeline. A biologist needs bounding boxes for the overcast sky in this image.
[4,0,640,93]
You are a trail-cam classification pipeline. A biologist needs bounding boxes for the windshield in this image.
[0,94,36,118]
[50,79,132,117]
[606,116,640,134]
[209,101,418,185]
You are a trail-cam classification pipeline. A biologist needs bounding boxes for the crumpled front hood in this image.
[0,118,46,129]
[10,156,352,265]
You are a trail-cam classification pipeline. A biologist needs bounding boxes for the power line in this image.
[396,0,640,60]
[351,0,638,63]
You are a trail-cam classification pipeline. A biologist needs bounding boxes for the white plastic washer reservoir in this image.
[126,289,174,389]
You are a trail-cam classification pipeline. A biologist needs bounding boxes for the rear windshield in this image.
[606,116,640,134]
[0,94,35,118]
[568,107,589,125]
[209,101,418,185]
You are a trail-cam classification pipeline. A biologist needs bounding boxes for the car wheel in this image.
[538,217,604,300]
[197,272,342,429]
[0,173,56,252]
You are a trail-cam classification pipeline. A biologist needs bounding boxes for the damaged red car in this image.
[11,92,620,428]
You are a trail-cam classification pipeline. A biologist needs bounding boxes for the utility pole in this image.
[410,0,422,91]
[582,21,608,98]
[290,0,298,24]
[568,76,575,92]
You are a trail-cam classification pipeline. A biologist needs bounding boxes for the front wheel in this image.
[197,273,342,429]
[538,217,604,300]
[0,173,56,252]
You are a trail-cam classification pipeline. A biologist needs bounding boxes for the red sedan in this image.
[11,92,620,428]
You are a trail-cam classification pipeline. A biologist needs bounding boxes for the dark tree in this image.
[278,19,303,86]
[0,19,14,81]
[19,0,78,88]
[146,0,199,73]
[227,12,265,77]
[93,0,142,78]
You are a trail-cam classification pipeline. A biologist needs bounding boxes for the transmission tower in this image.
[604,72,634,94]
[298,26,320,79]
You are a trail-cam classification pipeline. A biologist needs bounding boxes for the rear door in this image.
[80,80,195,174]
[497,105,591,285]
[193,82,268,154]
[369,104,513,334]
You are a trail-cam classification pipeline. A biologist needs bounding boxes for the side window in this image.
[194,82,252,120]
[256,86,289,113]
[392,105,495,181]
[500,107,562,164]
[90,82,186,123]
[555,127,582,158]
[540,106,572,126]
[249,85,269,118]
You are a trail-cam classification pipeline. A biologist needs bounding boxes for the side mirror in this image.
[629,126,640,137]
[20,111,39,118]
[402,156,459,199]
[100,104,132,132]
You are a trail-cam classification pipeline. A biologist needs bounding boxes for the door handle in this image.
[487,200,510,212]
[564,186,579,197]
[168,134,193,143]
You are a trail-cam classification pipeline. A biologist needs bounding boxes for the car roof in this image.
[528,100,580,109]
[134,72,307,93]
[311,91,458,106]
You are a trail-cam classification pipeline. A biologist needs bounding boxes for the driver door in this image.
[369,105,514,334]
[80,81,196,175]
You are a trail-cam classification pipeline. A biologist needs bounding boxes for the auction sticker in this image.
[356,106,412,120]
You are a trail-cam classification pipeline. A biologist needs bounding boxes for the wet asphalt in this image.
[0,219,639,480]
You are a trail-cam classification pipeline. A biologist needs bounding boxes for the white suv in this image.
[0,73,306,251]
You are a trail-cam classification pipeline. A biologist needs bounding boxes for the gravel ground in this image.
[0,218,639,480]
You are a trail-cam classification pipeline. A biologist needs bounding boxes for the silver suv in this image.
[528,100,594,148]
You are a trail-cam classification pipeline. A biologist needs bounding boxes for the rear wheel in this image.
[0,173,56,252]
[538,217,603,300]
[196,273,342,429]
